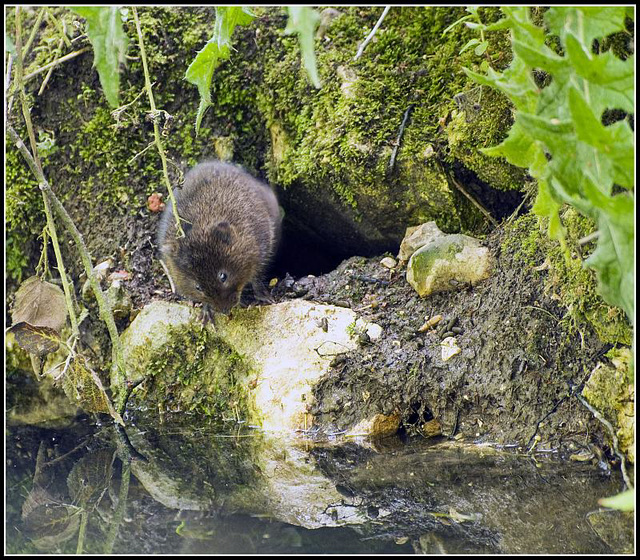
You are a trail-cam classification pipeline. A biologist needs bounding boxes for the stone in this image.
[406,234,493,297]
[397,221,446,262]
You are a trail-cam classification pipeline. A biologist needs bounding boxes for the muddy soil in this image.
[270,227,610,454]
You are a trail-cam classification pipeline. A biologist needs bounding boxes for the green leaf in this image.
[184,6,255,134]
[285,6,321,88]
[71,7,128,108]
[568,86,634,189]
[565,33,634,114]
[459,38,481,54]
[599,489,635,512]
[474,41,488,56]
[481,117,539,168]
[532,179,566,244]
[5,32,15,54]
[545,7,628,46]
[582,182,634,321]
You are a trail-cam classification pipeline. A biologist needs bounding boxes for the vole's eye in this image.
[195,283,203,292]
[218,271,228,283]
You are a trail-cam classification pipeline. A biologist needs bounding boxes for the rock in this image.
[119,300,383,434]
[422,418,442,437]
[346,412,401,438]
[440,336,461,361]
[582,347,634,463]
[380,256,397,269]
[406,234,493,297]
[215,300,382,432]
[397,221,445,262]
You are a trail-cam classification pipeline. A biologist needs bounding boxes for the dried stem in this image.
[132,7,184,237]
[354,6,391,61]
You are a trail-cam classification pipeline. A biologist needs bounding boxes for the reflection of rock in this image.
[123,423,627,552]
[120,300,383,434]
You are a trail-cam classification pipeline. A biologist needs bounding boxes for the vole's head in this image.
[163,220,258,314]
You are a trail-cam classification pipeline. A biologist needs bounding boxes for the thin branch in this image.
[23,46,90,83]
[132,7,184,238]
[448,173,499,228]
[13,7,79,338]
[7,125,127,389]
[354,6,391,61]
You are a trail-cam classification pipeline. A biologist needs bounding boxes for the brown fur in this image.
[157,161,281,313]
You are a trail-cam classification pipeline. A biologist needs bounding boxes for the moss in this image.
[445,89,527,191]
[254,6,521,249]
[502,211,632,347]
[582,347,634,461]
[5,148,43,283]
[128,322,255,419]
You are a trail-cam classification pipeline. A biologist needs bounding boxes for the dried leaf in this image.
[67,449,115,507]
[61,356,125,425]
[12,275,68,332]
[9,322,61,356]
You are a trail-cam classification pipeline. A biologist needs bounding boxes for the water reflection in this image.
[6,416,631,554]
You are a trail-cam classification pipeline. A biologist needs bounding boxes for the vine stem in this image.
[13,7,79,339]
[131,6,184,238]
[8,124,128,397]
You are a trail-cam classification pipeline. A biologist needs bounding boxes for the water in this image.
[6,415,632,554]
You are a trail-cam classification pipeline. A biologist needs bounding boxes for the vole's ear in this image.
[210,221,234,245]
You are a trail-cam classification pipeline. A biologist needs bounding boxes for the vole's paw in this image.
[251,280,275,305]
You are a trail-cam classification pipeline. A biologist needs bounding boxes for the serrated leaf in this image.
[545,7,628,46]
[67,449,115,507]
[185,6,255,134]
[481,117,540,168]
[12,275,68,332]
[564,33,634,114]
[71,7,128,108]
[9,322,61,356]
[62,355,125,424]
[512,38,565,74]
[582,181,634,321]
[568,86,634,189]
[467,6,635,325]
[285,6,321,88]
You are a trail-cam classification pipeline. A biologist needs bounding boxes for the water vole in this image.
[157,161,281,314]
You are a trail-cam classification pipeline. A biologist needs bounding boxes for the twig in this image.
[132,7,184,238]
[387,104,413,176]
[38,37,64,95]
[354,6,391,61]
[578,231,600,246]
[448,173,499,228]
[22,47,90,83]
[575,392,632,490]
[21,7,46,61]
